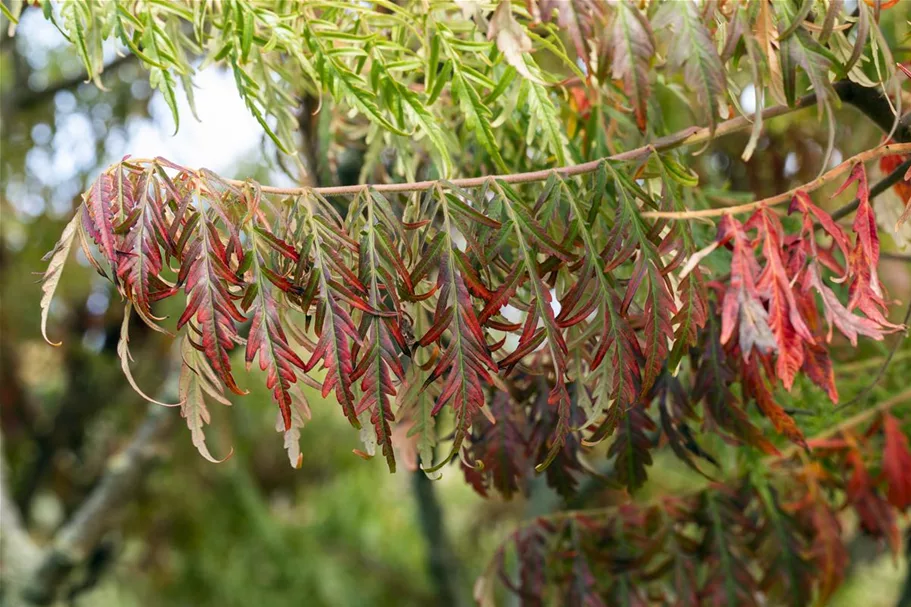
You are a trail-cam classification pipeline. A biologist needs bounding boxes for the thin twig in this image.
[14,54,136,110]
[120,84,899,205]
[835,298,911,412]
[837,348,911,373]
[793,384,911,452]
[641,143,911,220]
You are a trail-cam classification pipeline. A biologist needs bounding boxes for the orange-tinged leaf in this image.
[742,356,806,449]
[800,341,838,403]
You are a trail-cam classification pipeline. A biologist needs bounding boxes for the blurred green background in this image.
[1,6,909,606]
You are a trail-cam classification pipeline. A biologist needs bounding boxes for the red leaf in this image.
[244,253,308,431]
[838,164,893,324]
[253,225,301,262]
[742,356,806,449]
[422,249,497,456]
[83,171,118,267]
[177,217,246,395]
[116,170,178,324]
[788,190,851,262]
[748,208,813,389]
[349,225,410,471]
[883,414,911,511]
[805,266,896,345]
[479,263,523,325]
[717,215,776,358]
[304,290,360,426]
[846,450,901,556]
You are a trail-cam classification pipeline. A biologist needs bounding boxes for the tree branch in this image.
[642,143,911,220]
[13,54,137,111]
[0,431,43,601]
[834,296,911,412]
[117,80,906,208]
[834,79,911,144]
[18,404,172,606]
[121,92,818,196]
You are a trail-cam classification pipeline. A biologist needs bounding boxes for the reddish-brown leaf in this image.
[611,0,654,131]
[806,497,848,603]
[695,312,779,456]
[747,208,813,389]
[83,171,118,267]
[668,268,708,371]
[742,356,806,449]
[462,390,529,499]
[421,248,497,457]
[846,450,901,556]
[800,340,838,403]
[636,258,676,395]
[883,414,911,511]
[117,170,178,325]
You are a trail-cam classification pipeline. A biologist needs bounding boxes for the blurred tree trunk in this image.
[1,403,172,606]
[412,472,467,607]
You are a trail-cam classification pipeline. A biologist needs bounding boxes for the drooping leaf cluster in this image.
[41,154,904,479]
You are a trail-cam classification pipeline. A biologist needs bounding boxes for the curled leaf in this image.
[40,212,80,346]
[118,303,181,407]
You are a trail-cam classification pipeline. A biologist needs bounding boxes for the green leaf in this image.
[657,1,727,133]
[1,0,23,31]
[525,80,571,165]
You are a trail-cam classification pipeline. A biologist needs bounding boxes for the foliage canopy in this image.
[13,0,911,604]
